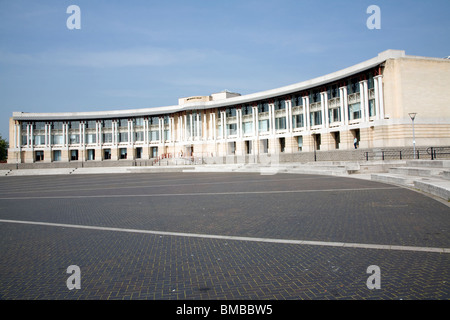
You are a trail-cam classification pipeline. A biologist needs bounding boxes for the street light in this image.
[408,113,417,159]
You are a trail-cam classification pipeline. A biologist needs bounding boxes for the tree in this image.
[0,135,8,162]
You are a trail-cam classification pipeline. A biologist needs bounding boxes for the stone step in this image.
[413,179,450,201]
[371,173,415,186]
[443,171,450,180]
[406,160,450,168]
[388,166,445,177]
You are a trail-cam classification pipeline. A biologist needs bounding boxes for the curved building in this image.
[7,50,450,164]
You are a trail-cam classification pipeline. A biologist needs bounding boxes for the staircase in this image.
[371,160,450,201]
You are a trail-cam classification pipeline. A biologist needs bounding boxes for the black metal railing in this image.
[363,147,450,161]
[427,147,450,160]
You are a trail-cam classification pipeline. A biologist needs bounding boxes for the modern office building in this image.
[7,50,450,164]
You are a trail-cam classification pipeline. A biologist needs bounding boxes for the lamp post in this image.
[408,113,417,159]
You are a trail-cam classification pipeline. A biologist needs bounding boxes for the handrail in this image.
[363,146,450,161]
[427,147,450,160]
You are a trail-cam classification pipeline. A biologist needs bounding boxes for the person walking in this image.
[354,137,358,149]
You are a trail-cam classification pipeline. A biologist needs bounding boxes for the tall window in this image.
[52,135,64,145]
[275,117,286,130]
[348,103,361,120]
[53,150,61,161]
[259,119,269,132]
[310,111,322,126]
[119,119,128,127]
[69,134,79,144]
[293,114,304,128]
[227,123,237,136]
[119,132,128,143]
[297,136,303,151]
[103,120,112,128]
[103,133,112,143]
[243,122,253,134]
[86,134,96,144]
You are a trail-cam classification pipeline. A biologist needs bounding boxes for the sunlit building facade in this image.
[7,50,450,164]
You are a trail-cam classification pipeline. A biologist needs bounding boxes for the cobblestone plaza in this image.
[0,172,448,300]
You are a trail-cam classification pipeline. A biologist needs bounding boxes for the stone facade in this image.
[7,50,450,165]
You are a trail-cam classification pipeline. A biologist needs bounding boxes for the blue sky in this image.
[1,0,450,139]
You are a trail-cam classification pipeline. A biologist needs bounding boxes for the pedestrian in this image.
[354,137,358,149]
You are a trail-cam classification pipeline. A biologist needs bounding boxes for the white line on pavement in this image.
[0,186,401,200]
[0,218,448,254]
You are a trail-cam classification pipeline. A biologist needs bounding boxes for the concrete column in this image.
[374,75,384,119]
[320,91,328,129]
[340,86,349,125]
[360,80,369,121]
[17,122,21,149]
[48,123,52,148]
[130,119,134,145]
[302,96,310,131]
[99,122,103,146]
[79,122,82,148]
[339,87,345,125]
[45,123,48,147]
[285,99,293,132]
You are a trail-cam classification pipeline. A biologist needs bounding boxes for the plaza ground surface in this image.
[0,171,449,301]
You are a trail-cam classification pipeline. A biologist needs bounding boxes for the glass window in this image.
[86,134,96,144]
[119,148,127,159]
[135,117,144,127]
[274,100,285,111]
[103,120,112,128]
[227,123,237,136]
[150,130,159,141]
[35,151,44,162]
[53,150,61,161]
[135,131,144,142]
[70,150,78,161]
[119,119,128,127]
[86,120,96,129]
[69,121,79,130]
[52,135,64,145]
[259,103,269,113]
[119,132,128,143]
[349,103,361,120]
[164,130,170,141]
[243,122,253,134]
[369,100,376,117]
[52,122,63,130]
[104,149,111,160]
[329,108,341,123]
[150,116,159,125]
[69,134,79,144]
[34,135,45,145]
[242,106,252,115]
[34,122,45,130]
[87,149,95,160]
[293,114,304,128]
[275,117,286,130]
[297,136,303,151]
[103,133,112,143]
[258,119,269,132]
[310,111,322,126]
